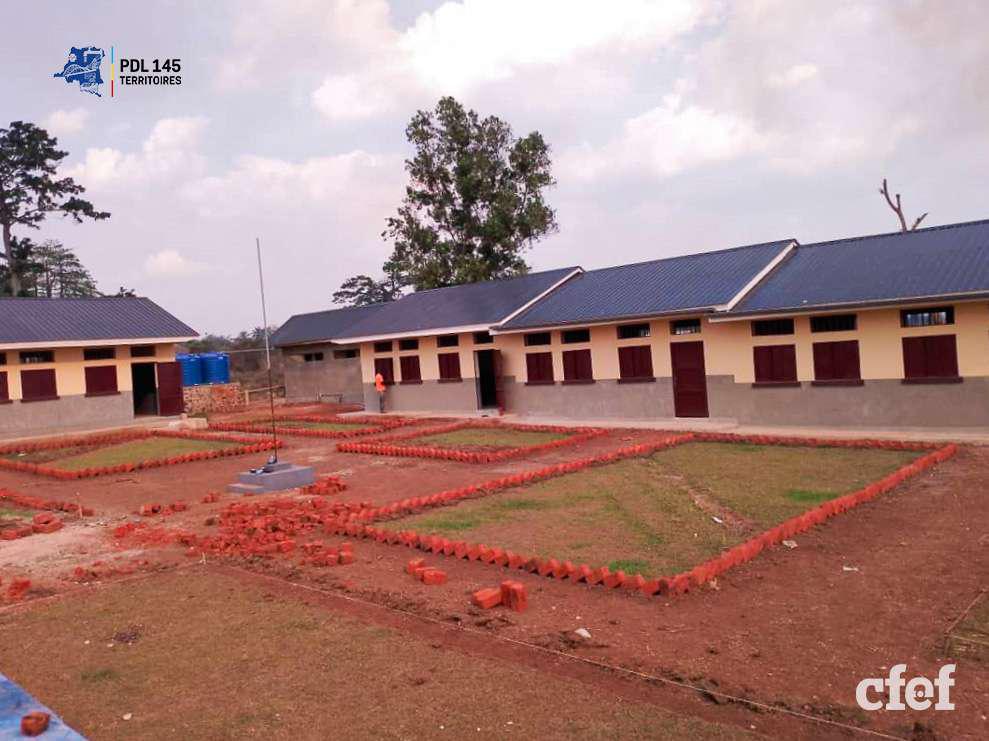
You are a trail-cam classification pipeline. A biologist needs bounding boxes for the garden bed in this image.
[0,429,281,480]
[209,414,412,439]
[336,420,608,463]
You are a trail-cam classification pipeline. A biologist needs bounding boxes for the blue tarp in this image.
[0,673,85,739]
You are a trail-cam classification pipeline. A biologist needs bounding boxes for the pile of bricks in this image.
[66,558,157,584]
[1,512,65,540]
[138,502,189,517]
[300,476,348,496]
[182,382,246,415]
[300,541,354,567]
[406,558,447,585]
[473,580,527,611]
[1,577,32,603]
[0,488,94,517]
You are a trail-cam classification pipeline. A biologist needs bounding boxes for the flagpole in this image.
[256,237,278,464]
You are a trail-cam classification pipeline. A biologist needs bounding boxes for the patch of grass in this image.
[948,594,989,664]
[51,437,240,471]
[784,489,834,504]
[81,668,119,683]
[0,505,32,521]
[1,444,98,465]
[275,420,364,431]
[608,559,651,574]
[414,427,570,450]
[0,570,754,740]
[652,442,921,527]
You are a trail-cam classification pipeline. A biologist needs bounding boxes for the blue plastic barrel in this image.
[201,352,230,384]
[176,353,203,387]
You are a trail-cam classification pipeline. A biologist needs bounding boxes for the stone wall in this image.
[183,382,246,415]
[0,392,136,439]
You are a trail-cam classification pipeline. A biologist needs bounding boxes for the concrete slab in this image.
[227,463,316,495]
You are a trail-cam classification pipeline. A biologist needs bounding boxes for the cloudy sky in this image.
[6,1,988,334]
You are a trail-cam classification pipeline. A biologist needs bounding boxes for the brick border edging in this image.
[336,420,610,464]
[209,415,415,440]
[323,433,958,599]
[0,429,283,480]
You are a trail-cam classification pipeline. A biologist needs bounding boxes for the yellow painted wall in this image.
[356,301,989,387]
[0,343,177,401]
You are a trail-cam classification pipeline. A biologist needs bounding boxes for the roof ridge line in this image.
[578,239,795,276]
[800,217,989,249]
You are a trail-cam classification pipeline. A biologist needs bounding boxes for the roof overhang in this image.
[492,307,717,335]
[0,336,199,351]
[332,323,495,344]
[710,290,989,322]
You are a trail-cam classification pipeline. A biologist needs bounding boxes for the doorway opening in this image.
[131,363,158,415]
[475,349,498,409]
[670,341,710,418]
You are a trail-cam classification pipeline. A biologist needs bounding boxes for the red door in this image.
[670,342,709,418]
[156,361,184,416]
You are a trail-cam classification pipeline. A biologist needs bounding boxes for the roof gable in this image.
[498,240,794,330]
[731,219,989,315]
[0,297,197,346]
[271,303,387,347]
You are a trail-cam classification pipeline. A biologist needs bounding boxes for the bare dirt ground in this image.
[0,410,987,740]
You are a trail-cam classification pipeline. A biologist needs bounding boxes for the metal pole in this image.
[256,237,278,464]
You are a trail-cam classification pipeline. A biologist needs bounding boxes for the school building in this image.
[0,297,198,438]
[274,219,989,429]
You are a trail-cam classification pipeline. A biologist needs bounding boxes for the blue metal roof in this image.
[731,219,989,315]
[272,303,387,347]
[498,241,793,330]
[331,268,579,340]
[0,297,197,345]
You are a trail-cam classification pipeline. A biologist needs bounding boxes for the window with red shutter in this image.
[399,355,422,383]
[525,352,554,384]
[618,345,654,382]
[902,335,960,382]
[562,349,593,382]
[438,352,461,381]
[373,357,394,385]
[20,369,58,402]
[753,345,798,385]
[0,371,9,403]
[812,340,861,384]
[85,366,119,396]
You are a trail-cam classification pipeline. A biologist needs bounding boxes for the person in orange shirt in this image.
[374,372,386,412]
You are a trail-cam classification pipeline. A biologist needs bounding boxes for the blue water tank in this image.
[176,353,203,387]
[202,352,230,384]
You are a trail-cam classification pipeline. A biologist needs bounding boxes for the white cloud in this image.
[401,0,713,93]
[561,94,765,180]
[64,117,208,188]
[766,63,818,88]
[44,108,90,136]
[144,249,209,277]
[311,73,396,121]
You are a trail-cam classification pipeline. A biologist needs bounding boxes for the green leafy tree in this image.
[21,239,99,297]
[0,235,34,296]
[0,121,109,294]
[331,272,403,307]
[336,97,558,297]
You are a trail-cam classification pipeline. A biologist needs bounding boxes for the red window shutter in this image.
[21,369,58,401]
[374,357,394,384]
[753,346,773,382]
[0,371,8,402]
[84,366,119,396]
[902,337,926,378]
[927,335,958,378]
[754,345,797,383]
[619,346,652,379]
[812,343,834,380]
[813,341,860,381]
[562,349,593,381]
[526,352,553,383]
[399,355,421,382]
[438,352,461,380]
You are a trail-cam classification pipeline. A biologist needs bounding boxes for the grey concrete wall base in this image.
[0,392,135,439]
[364,379,481,414]
[505,378,677,419]
[227,463,315,494]
[281,343,364,403]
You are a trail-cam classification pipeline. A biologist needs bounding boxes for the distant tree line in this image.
[182,327,285,390]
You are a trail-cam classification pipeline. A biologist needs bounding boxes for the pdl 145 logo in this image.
[53,46,182,98]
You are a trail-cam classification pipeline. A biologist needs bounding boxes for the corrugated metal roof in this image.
[498,241,793,330]
[271,303,387,347]
[332,268,580,340]
[0,297,197,345]
[731,219,989,315]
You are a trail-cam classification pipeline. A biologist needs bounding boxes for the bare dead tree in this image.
[879,178,928,232]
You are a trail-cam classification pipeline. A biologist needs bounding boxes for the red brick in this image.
[603,570,626,589]
[420,568,447,586]
[338,551,354,565]
[623,574,646,592]
[574,564,594,583]
[20,711,50,737]
[505,581,528,612]
[406,557,426,575]
[472,587,502,609]
[538,558,559,577]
